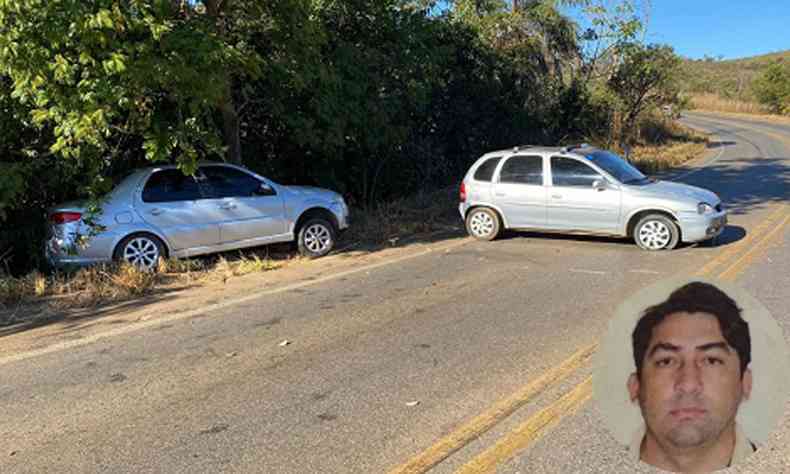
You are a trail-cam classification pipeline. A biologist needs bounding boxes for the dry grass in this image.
[610,117,709,174]
[630,141,708,174]
[341,186,461,247]
[0,263,158,311]
[0,251,282,319]
[689,93,770,115]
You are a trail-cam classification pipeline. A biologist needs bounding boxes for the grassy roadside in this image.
[689,93,769,115]
[621,117,709,174]
[0,121,710,324]
[687,108,790,126]
[688,94,790,124]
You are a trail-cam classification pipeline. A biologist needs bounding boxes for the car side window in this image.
[200,166,268,199]
[499,155,543,185]
[550,156,602,187]
[473,156,502,182]
[141,169,204,203]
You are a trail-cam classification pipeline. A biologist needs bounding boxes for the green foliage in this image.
[752,62,790,114]
[0,0,262,169]
[609,43,682,143]
[0,0,688,274]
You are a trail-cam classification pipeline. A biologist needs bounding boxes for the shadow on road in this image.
[0,289,182,338]
[706,140,737,149]
[705,225,747,247]
[675,157,789,216]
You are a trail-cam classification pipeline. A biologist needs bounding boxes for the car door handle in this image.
[551,194,563,199]
[495,193,507,197]
[149,208,164,216]
[219,203,237,210]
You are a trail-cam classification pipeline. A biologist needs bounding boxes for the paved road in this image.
[1,112,788,473]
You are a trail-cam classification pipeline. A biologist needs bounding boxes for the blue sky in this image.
[435,1,789,60]
[630,0,790,60]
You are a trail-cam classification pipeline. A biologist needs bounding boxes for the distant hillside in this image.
[680,50,790,102]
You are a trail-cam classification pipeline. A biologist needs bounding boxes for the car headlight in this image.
[697,202,714,214]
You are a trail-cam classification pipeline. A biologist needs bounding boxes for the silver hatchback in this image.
[46,163,350,269]
[458,145,727,250]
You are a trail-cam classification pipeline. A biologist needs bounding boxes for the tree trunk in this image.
[219,87,242,164]
[204,0,242,164]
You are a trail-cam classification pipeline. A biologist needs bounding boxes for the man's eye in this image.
[655,358,675,367]
[703,357,724,366]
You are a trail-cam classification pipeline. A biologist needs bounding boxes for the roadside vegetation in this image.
[681,50,790,116]
[0,0,709,319]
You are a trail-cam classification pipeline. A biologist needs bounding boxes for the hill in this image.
[680,50,790,102]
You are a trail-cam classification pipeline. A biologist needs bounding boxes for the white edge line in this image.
[0,238,471,367]
[671,121,727,180]
[569,269,607,275]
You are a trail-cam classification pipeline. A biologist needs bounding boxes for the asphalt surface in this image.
[1,112,788,473]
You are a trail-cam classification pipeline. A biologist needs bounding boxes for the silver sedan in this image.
[46,163,350,269]
[459,145,727,250]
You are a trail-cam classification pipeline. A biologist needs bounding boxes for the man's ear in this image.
[627,372,640,403]
[742,367,753,401]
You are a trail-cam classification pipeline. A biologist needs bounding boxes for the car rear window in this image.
[200,166,264,198]
[142,169,204,203]
[473,157,502,182]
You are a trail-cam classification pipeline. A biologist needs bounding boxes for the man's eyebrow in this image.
[647,342,680,358]
[696,341,731,353]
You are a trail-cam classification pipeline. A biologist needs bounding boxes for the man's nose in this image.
[675,361,703,394]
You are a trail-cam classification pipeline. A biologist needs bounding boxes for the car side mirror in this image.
[592,179,607,191]
[255,182,276,196]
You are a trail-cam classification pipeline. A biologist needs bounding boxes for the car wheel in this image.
[297,218,336,258]
[114,233,166,270]
[634,214,679,251]
[465,207,501,241]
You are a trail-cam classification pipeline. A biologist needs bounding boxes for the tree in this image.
[608,43,681,143]
[0,0,264,173]
[752,62,790,115]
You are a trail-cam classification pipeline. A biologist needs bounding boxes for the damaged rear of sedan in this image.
[46,163,349,270]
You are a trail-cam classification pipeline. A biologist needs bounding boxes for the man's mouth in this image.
[669,407,707,419]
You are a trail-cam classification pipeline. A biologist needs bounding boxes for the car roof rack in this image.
[511,145,536,153]
[560,143,591,153]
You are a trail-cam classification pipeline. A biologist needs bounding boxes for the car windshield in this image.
[586,151,649,184]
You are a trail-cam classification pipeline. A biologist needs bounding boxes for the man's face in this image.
[628,312,752,450]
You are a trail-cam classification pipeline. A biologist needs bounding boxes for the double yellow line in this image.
[389,204,789,474]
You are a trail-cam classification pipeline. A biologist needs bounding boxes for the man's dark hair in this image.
[632,282,751,379]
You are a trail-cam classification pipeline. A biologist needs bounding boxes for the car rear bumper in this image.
[458,202,469,220]
[678,211,728,243]
[45,234,114,268]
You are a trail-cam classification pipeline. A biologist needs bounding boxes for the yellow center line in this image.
[455,377,593,474]
[388,177,789,474]
[718,210,789,281]
[453,209,790,473]
[386,344,597,474]
[694,204,786,277]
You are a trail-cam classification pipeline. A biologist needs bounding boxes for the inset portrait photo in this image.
[593,276,790,473]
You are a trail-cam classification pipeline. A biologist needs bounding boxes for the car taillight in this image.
[459,182,467,202]
[50,212,82,224]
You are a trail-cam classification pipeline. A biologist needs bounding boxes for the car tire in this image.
[297,218,336,258]
[633,214,679,251]
[465,207,501,241]
[113,233,166,270]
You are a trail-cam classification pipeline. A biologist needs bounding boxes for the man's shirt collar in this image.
[627,423,756,467]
